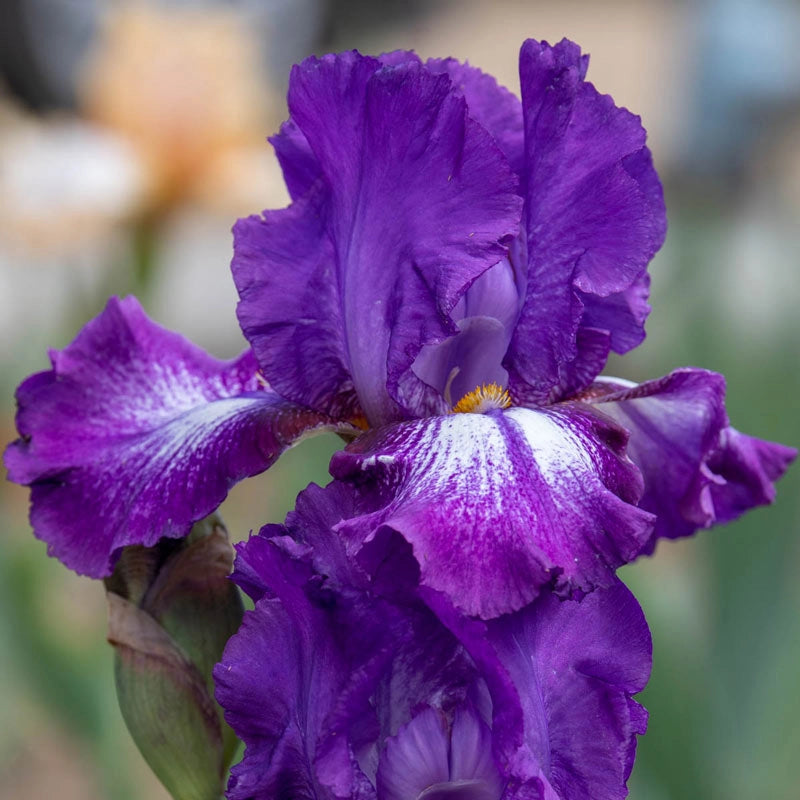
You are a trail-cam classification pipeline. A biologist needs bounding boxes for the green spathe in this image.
[106,516,243,800]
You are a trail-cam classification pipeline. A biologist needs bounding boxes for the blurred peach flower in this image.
[79,1,284,216]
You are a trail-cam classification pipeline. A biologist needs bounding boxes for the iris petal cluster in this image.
[215,482,651,799]
[5,38,795,799]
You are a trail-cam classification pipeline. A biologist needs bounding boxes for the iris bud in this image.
[105,515,243,800]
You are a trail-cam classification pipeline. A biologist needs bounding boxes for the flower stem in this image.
[131,214,161,299]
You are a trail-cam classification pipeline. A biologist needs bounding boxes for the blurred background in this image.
[0,0,798,797]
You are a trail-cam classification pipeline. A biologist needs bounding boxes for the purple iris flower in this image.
[232,40,794,619]
[214,481,652,800]
[4,38,794,611]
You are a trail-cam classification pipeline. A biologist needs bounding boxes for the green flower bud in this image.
[105,515,243,800]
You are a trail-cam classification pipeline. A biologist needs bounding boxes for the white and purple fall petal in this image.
[4,296,341,577]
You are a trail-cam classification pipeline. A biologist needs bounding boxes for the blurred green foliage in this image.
[620,192,800,800]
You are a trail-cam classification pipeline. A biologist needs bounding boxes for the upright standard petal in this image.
[233,51,521,426]
[330,404,654,618]
[506,39,666,404]
[425,57,524,176]
[4,296,337,577]
[585,369,796,550]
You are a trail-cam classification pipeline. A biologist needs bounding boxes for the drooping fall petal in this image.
[5,296,337,577]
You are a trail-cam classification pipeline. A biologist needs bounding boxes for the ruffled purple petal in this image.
[251,484,476,743]
[218,480,653,800]
[233,51,521,426]
[219,521,385,800]
[227,485,464,784]
[218,490,478,799]
[419,581,651,799]
[486,580,651,800]
[268,51,422,202]
[586,369,796,550]
[215,596,343,800]
[506,39,666,404]
[269,119,320,202]
[425,58,524,176]
[4,296,336,578]
[330,404,654,618]
[706,427,796,522]
[578,265,651,355]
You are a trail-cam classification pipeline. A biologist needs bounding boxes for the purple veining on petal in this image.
[485,580,651,800]
[217,478,653,800]
[330,404,654,618]
[506,39,666,404]
[425,57,525,176]
[376,708,450,800]
[3,296,336,578]
[376,705,504,800]
[268,51,422,203]
[233,50,521,426]
[585,368,796,551]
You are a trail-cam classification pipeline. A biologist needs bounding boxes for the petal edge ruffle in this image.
[587,368,796,550]
[4,297,338,577]
[233,51,521,427]
[330,404,654,618]
[506,39,666,404]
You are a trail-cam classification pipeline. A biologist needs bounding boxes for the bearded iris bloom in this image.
[214,482,652,800]
[233,40,794,620]
[5,39,793,600]
[5,35,795,800]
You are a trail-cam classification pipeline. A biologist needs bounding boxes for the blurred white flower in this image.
[0,109,145,254]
